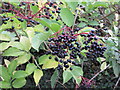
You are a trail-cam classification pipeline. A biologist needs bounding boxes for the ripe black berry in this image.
[32,3,35,6]
[49,56,52,59]
[10,19,14,22]
[67,59,71,63]
[70,67,72,70]
[54,57,59,61]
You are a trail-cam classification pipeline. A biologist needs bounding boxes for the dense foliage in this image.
[0,0,120,89]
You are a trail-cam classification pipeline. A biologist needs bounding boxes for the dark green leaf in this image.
[0,65,11,82]
[13,70,28,79]
[88,21,99,26]
[51,69,58,88]
[8,60,17,75]
[14,53,31,65]
[12,78,26,88]
[0,81,11,88]
[2,47,25,56]
[25,63,37,75]
[78,23,87,27]
[112,60,120,77]
[60,8,74,27]
[63,70,72,84]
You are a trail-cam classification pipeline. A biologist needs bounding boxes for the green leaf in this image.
[0,34,11,41]
[0,65,11,82]
[72,75,82,85]
[38,18,51,28]
[8,60,17,75]
[15,53,31,65]
[78,22,87,27]
[0,42,10,52]
[71,66,83,76]
[0,81,11,88]
[25,27,35,44]
[66,2,78,11]
[100,62,107,71]
[21,20,27,30]
[93,2,108,8]
[50,23,61,32]
[51,69,58,88]
[33,69,43,86]
[79,18,88,22]
[31,5,39,14]
[42,59,58,69]
[38,55,58,69]
[63,70,72,84]
[70,66,83,85]
[20,36,31,52]
[112,60,120,77]
[25,63,37,75]
[12,78,26,88]
[32,33,51,51]
[34,24,44,32]
[79,27,96,33]
[13,70,28,79]
[10,41,24,50]
[2,47,25,56]
[88,21,99,26]
[38,55,49,65]
[60,8,74,27]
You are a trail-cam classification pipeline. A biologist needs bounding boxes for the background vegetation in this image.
[0,0,120,89]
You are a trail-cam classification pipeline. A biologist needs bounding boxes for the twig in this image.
[72,4,80,31]
[44,41,52,52]
[31,55,42,70]
[14,30,20,40]
[46,80,68,90]
[88,64,110,83]
[113,77,120,90]
[100,10,117,20]
[37,84,41,90]
[56,80,68,90]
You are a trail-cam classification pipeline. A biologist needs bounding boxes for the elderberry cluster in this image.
[80,30,107,60]
[0,1,62,27]
[46,27,83,70]
[46,27,107,70]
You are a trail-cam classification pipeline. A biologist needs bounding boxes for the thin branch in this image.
[113,77,120,90]
[56,80,68,90]
[14,30,20,40]
[72,4,80,31]
[88,64,110,83]
[37,84,41,90]
[46,80,68,90]
[44,41,52,52]
[32,55,42,70]
[100,10,117,20]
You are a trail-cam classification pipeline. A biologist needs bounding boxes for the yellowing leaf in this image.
[100,62,107,71]
[14,53,31,65]
[2,47,25,56]
[0,34,11,41]
[4,59,10,67]
[38,0,47,8]
[25,27,35,43]
[80,27,96,33]
[20,36,31,52]
[33,69,43,86]
[34,24,44,32]
[42,60,58,69]
[0,42,10,52]
[10,41,24,50]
